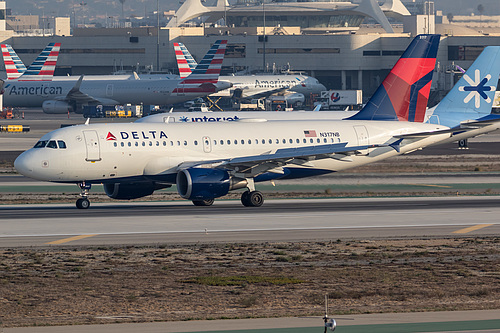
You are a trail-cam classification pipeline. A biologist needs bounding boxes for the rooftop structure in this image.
[168,0,411,33]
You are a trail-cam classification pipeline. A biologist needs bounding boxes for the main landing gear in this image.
[192,199,215,206]
[240,178,264,207]
[76,182,91,209]
[241,190,264,207]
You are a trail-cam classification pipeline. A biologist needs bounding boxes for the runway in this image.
[1,197,500,247]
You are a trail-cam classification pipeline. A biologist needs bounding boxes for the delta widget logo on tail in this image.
[459,69,495,108]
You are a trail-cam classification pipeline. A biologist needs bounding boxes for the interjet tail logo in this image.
[458,69,494,108]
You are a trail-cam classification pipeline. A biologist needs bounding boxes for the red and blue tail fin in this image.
[1,44,27,80]
[174,40,227,94]
[174,42,198,79]
[348,34,440,122]
[17,42,61,81]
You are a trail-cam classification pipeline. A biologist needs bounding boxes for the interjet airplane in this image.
[15,34,458,209]
[2,41,231,113]
[141,45,500,148]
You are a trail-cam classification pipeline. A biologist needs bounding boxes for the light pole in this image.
[262,0,266,72]
[157,0,160,72]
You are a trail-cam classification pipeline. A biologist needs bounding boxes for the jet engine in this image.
[176,168,247,200]
[42,100,74,114]
[103,181,170,200]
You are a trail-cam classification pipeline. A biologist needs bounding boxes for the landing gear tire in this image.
[192,199,215,206]
[76,198,90,209]
[241,191,264,207]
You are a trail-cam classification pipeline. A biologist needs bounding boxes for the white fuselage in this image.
[15,120,449,185]
[213,75,326,98]
[3,79,230,107]
[137,110,358,124]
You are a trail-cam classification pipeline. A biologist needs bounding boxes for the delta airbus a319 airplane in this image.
[16,34,458,209]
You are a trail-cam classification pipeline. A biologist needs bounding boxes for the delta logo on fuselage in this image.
[117,130,169,140]
[6,84,64,96]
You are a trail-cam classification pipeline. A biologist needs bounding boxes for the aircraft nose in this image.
[14,150,35,176]
[217,80,233,91]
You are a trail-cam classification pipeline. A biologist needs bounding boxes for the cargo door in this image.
[83,130,101,161]
[202,136,212,153]
[106,84,114,97]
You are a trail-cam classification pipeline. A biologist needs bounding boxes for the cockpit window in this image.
[46,140,57,149]
[34,140,48,148]
[57,140,67,149]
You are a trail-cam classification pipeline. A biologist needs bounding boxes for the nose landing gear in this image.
[76,182,91,209]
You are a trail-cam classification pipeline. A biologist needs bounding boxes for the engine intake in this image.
[176,168,247,200]
[42,100,74,114]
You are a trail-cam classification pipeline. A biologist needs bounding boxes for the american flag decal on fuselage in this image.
[304,130,317,137]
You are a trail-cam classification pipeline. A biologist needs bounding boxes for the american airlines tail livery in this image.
[1,42,61,81]
[16,34,494,210]
[2,40,231,113]
[173,42,326,99]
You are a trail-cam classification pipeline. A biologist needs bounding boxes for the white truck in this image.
[239,99,266,111]
[314,90,362,110]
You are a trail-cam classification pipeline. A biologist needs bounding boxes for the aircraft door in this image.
[202,136,212,153]
[106,84,114,97]
[83,130,101,161]
[353,125,369,155]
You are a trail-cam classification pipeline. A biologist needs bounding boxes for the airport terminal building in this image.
[0,0,499,104]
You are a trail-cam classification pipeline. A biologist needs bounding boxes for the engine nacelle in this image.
[176,168,247,200]
[42,100,74,114]
[104,181,169,200]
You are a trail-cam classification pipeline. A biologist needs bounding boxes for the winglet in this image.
[389,138,404,152]
[348,34,440,122]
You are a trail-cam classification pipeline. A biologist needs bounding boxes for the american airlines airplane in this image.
[2,41,231,113]
[17,34,474,209]
[173,42,326,100]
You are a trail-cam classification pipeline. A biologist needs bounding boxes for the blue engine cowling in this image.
[176,168,247,200]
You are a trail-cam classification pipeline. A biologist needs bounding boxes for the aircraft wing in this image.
[237,86,289,100]
[177,142,384,177]
[57,75,119,105]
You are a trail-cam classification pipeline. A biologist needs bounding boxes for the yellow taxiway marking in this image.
[453,224,494,234]
[46,234,98,245]
[407,183,452,188]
